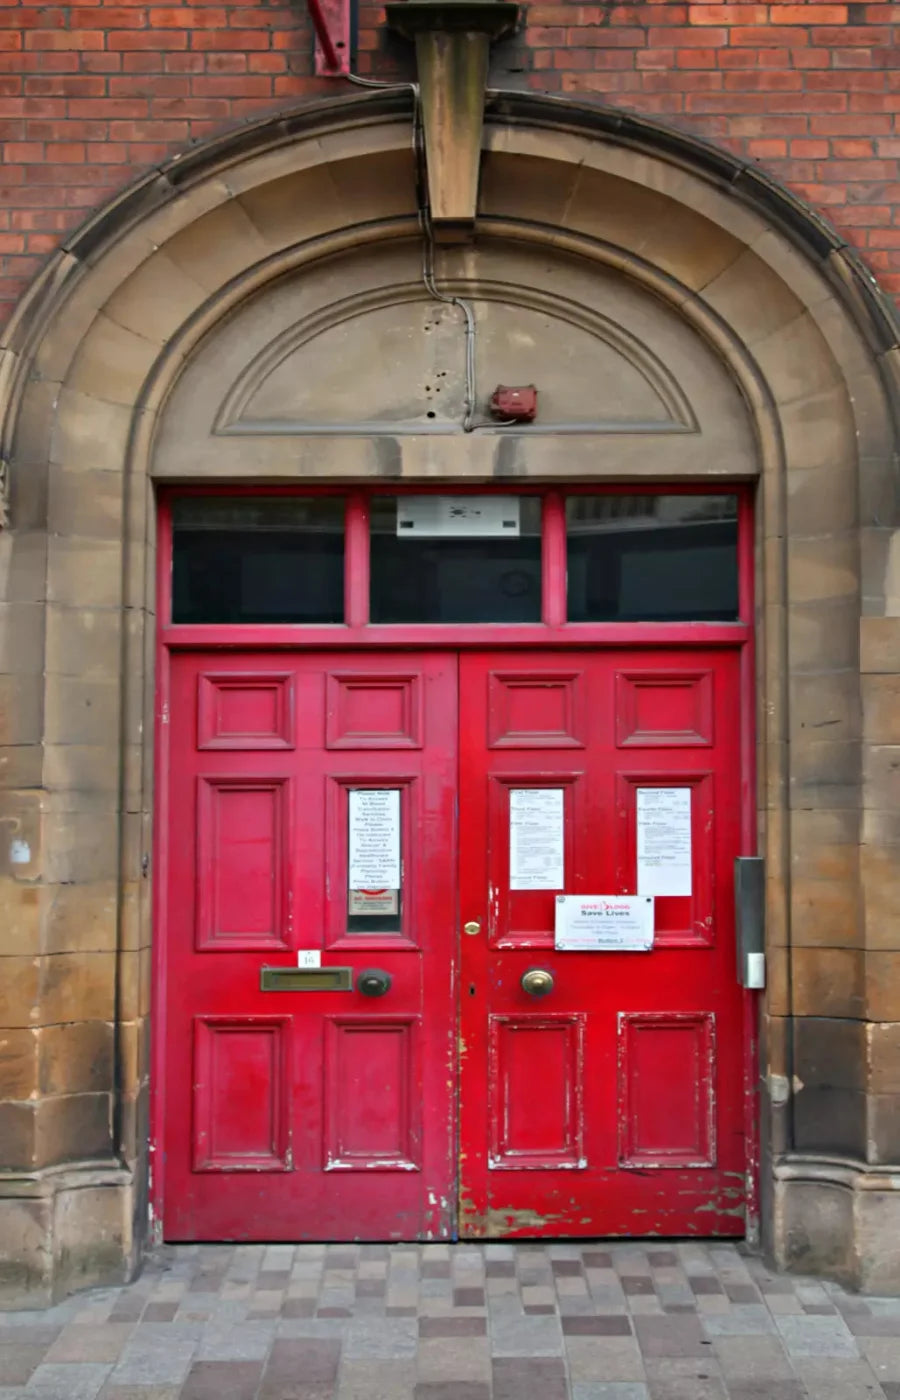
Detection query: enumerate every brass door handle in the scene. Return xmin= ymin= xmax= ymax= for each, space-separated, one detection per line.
xmin=463 ymin=921 xmax=481 ymax=936
xmin=521 ymin=967 xmax=554 ymax=997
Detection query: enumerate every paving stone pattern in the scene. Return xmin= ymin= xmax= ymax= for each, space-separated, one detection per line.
xmin=2 ymin=1242 xmax=900 ymax=1399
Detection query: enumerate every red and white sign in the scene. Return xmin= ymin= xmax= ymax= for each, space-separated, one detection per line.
xmin=554 ymin=894 xmax=654 ymax=952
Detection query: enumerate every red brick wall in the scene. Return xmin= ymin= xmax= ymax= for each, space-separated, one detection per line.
xmin=3 ymin=1 xmax=900 ymax=326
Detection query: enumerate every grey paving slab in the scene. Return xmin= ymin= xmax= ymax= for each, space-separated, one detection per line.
xmin=774 ymin=1311 xmax=859 ymax=1358
xmin=25 ymin=1363 xmax=112 ymax=1399
xmin=572 ymin=1387 xmax=650 ymax=1400
xmin=490 ymin=1312 xmax=563 ymax=1355
xmin=110 ymin=1331 xmax=198 ymax=1387
xmin=195 ymin=1321 xmax=277 ymax=1360
xmin=712 ymin=1334 xmax=794 ymax=1381
xmin=5 ymin=1240 xmax=900 ymax=1398
xmin=343 ymin=1317 xmax=418 ymax=1359
xmin=701 ymin=1305 xmax=779 ymax=1337
xmin=860 ymin=1334 xmax=900 ymax=1381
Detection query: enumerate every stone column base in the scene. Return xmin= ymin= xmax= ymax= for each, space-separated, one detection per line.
xmin=773 ymin=1154 xmax=900 ymax=1294
xmin=0 ymin=1161 xmax=138 ymax=1309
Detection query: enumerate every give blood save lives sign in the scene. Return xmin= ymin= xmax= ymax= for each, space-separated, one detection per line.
xmin=554 ymin=894 xmax=654 ymax=952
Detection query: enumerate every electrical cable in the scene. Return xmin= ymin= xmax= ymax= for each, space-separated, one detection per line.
xmin=344 ymin=71 xmax=482 ymax=432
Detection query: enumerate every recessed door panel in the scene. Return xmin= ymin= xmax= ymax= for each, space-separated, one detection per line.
xmin=197 ymin=672 xmax=295 ymax=750
xmin=326 ymin=673 xmax=422 ymax=749
xmin=617 ymin=1011 xmax=716 ymax=1168
xmin=196 ymin=778 xmax=290 ymax=950
xmin=489 ymin=1015 xmax=585 ymax=1170
xmin=192 ymin=1017 xmax=290 ymax=1171
xmin=324 ymin=1018 xmax=419 ymax=1171
xmin=488 ymin=671 xmax=586 ymax=748
xmin=615 ymin=670 xmax=714 ymax=747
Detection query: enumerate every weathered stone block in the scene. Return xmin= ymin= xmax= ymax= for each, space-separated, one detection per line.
xmin=790 ymin=670 xmax=861 ymax=743
xmin=773 ymin=1171 xmax=853 ymax=1281
xmin=0 ymin=955 xmax=40 ymax=1029
xmin=863 ymin=674 xmax=900 ymax=745
xmin=41 ymin=811 xmax=119 ymax=885
xmin=787 ymin=467 xmax=858 ymax=537
xmin=866 ymin=1092 xmax=900 ymax=1164
xmin=0 ymin=745 xmax=43 ymax=790
xmin=791 ymin=947 xmax=864 ymax=1019
xmin=66 ymin=313 xmax=160 ymax=409
xmin=0 ymin=673 xmax=43 ymax=748
xmin=0 ymin=601 xmax=44 ymax=676
xmin=0 ymin=882 xmax=41 ymax=957
xmin=0 ymin=1102 xmax=37 ymax=1169
xmin=46 ymin=537 xmax=122 ymax=611
xmin=866 ymin=951 xmax=900 ymax=1022
xmin=43 ymin=744 xmax=119 ymax=796
xmin=867 ymin=1021 xmax=900 ymax=1094
xmin=854 ymin=1187 xmax=900 ymax=1293
xmin=39 ymin=1022 xmax=114 ymax=1098
xmin=40 ymin=881 xmax=118 ymax=956
xmin=39 ymin=952 xmax=116 ymax=1026
xmin=0 ymin=531 xmax=48 ymax=605
xmin=786 ymin=534 xmax=859 ymax=606
xmin=0 ymin=1196 xmax=52 ymax=1304
xmin=863 ymin=745 xmax=900 ymax=812
xmin=790 ymin=877 xmax=862 ymax=948
xmin=0 ymin=1030 xmax=38 ymax=1102
xmin=0 ymin=1164 xmax=135 ymax=1308
xmin=861 ymin=617 xmax=900 ymax=674
xmin=35 ymin=1092 xmax=112 ymax=1168
xmin=793 ymin=1085 xmax=865 ymax=1157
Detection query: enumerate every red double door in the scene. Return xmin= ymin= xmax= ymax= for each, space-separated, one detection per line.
xmin=160 ymin=649 xmax=747 ymax=1241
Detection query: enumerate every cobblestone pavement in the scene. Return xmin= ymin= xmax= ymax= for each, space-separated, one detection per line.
xmin=3 ymin=1241 xmax=900 ymax=1399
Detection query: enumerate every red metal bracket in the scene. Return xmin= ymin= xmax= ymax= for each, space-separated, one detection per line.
xmin=309 ymin=0 xmax=351 ymax=74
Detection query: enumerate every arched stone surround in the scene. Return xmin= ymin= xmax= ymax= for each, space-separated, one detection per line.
xmin=1 ymin=89 xmax=899 ymax=1302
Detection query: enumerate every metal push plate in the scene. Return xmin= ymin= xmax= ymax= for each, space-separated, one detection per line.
xmin=260 ymin=966 xmax=353 ymax=992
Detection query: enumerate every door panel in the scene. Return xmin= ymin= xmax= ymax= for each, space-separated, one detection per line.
xmin=459 ymin=650 xmax=745 ymax=1237
xmin=162 ymin=651 xmax=457 ymax=1241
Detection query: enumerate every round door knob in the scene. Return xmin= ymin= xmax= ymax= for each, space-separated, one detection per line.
xmin=357 ymin=968 xmax=392 ymax=998
xmin=521 ymin=967 xmax=554 ymax=998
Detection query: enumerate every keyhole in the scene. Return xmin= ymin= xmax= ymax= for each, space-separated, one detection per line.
xmin=469 ymin=984 xmax=476 ymax=997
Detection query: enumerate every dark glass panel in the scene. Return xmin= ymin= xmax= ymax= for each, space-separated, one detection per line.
xmin=172 ymin=497 xmax=344 ymax=624
xmin=566 ymin=494 xmax=739 ymax=623
xmin=370 ymin=496 xmax=542 ymax=624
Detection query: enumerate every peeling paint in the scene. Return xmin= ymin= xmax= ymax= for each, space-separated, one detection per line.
xmin=481 ymin=1205 xmax=569 ymax=1233
xmin=768 ymin=1073 xmax=790 ymax=1105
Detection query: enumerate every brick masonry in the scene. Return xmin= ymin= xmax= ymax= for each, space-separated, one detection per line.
xmin=4 ymin=2 xmax=900 ymax=326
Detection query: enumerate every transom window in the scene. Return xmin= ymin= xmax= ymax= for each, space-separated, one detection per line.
xmin=167 ymin=489 xmax=743 ymax=630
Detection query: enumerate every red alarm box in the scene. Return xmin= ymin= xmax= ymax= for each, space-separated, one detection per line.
xmin=489 ymin=385 xmax=538 ymax=422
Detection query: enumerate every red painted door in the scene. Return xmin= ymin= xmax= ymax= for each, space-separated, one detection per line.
xmin=458 ymin=650 xmax=746 ymax=1237
xmin=161 ymin=651 xmax=457 ymax=1241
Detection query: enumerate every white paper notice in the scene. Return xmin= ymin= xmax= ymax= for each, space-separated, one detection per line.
xmin=509 ymin=788 xmax=564 ymax=891
xmin=348 ymin=789 xmax=400 ymax=890
xmin=555 ymin=894 xmax=654 ymax=952
xmin=636 ymin=787 xmax=692 ymax=897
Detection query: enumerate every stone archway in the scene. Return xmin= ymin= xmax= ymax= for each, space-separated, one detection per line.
xmin=1 ymin=89 xmax=898 ymax=1303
